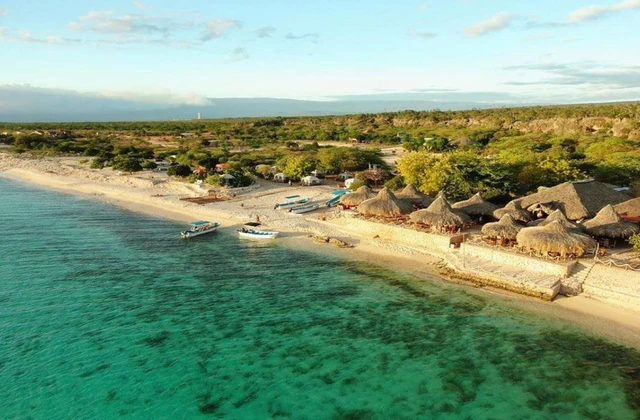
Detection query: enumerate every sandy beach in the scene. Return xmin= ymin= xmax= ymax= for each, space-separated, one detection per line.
xmin=2 ymin=152 xmax=640 ymax=348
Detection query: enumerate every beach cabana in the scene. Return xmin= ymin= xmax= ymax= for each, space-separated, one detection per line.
xmin=519 ymin=180 xmax=630 ymax=220
xmin=516 ymin=221 xmax=597 ymax=258
xmin=481 ymin=214 xmax=523 ymax=240
xmin=583 ymin=205 xmax=640 ymax=239
xmin=614 ymin=197 xmax=640 ymax=218
xmin=528 ymin=209 xmax=582 ymax=232
xmin=410 ymin=195 xmax=470 ymax=230
xmin=358 ymin=187 xmax=413 ymax=218
xmin=340 ymin=186 xmax=375 ymax=207
xmin=494 ymin=201 xmax=532 ymax=223
xmin=452 ymin=193 xmax=499 ymax=218
xmin=301 ymin=175 xmax=321 ymax=186
xmin=395 ymin=184 xmax=434 ymax=208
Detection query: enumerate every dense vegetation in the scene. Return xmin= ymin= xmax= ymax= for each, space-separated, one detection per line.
xmin=1 ymin=102 xmax=639 ymax=199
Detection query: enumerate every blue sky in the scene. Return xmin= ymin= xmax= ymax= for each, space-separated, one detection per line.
xmin=0 ymin=0 xmax=639 ymax=106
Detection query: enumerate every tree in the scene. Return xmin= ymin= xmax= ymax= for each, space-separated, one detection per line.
xmin=279 ymin=155 xmax=318 ymax=180
xmin=141 ymin=160 xmax=158 ymax=170
xmin=167 ymin=164 xmax=192 ymax=177
xmin=112 ymin=156 xmax=143 ymax=173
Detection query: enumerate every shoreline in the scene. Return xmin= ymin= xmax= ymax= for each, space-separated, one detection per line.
xmin=2 ymin=154 xmax=640 ymax=349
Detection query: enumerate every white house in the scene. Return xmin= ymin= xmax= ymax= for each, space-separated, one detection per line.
xmin=301 ymin=176 xmax=321 ymax=186
xmin=273 ymin=173 xmax=288 ymax=183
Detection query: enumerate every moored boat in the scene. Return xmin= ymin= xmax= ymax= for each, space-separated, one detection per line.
xmin=237 ymin=222 xmax=280 ymax=240
xmin=181 ymin=221 xmax=220 ymax=238
xmin=289 ymin=203 xmax=321 ymax=214
xmin=276 ymin=197 xmax=310 ymax=209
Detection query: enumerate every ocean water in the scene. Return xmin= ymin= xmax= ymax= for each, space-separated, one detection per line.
xmin=1 ymin=178 xmax=640 ymax=420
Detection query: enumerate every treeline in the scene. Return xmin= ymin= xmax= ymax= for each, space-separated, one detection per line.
xmin=1 ymin=102 xmax=639 ymax=143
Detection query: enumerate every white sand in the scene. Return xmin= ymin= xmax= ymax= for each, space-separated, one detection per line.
xmin=2 ymin=153 xmax=640 ymax=348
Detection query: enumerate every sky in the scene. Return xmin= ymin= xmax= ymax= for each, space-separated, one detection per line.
xmin=0 ymin=0 xmax=639 ymax=110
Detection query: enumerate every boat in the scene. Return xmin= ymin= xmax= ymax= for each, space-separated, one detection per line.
xmin=289 ymin=203 xmax=320 ymax=214
xmin=237 ymin=222 xmax=280 ymax=240
xmin=181 ymin=221 xmax=220 ymax=238
xmin=276 ymin=197 xmax=310 ymax=209
xmin=325 ymin=190 xmax=350 ymax=207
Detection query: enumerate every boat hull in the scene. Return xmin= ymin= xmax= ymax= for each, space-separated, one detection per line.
xmin=237 ymin=230 xmax=279 ymax=240
xmin=276 ymin=198 xmax=310 ymax=209
xmin=289 ymin=204 xmax=320 ymax=214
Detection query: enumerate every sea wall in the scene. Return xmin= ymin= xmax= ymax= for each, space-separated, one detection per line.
xmin=583 ymin=265 xmax=640 ymax=308
xmin=460 ymin=243 xmax=576 ymax=278
xmin=339 ymin=217 xmax=452 ymax=255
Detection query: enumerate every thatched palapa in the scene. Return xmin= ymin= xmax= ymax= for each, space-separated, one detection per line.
xmin=358 ymin=187 xmax=413 ymax=217
xmin=452 ymin=193 xmax=499 ymax=217
xmin=340 ymin=186 xmax=375 ymax=207
xmin=516 ymin=221 xmax=597 ymax=257
xmin=481 ymin=214 xmax=523 ymax=240
xmin=410 ymin=195 xmax=470 ymax=228
xmin=395 ymin=184 xmax=434 ymax=208
xmin=583 ymin=205 xmax=640 ymax=239
xmin=528 ymin=209 xmax=582 ymax=232
xmin=494 ymin=201 xmax=532 ymax=223
xmin=519 ymin=180 xmax=630 ymax=220
xmin=614 ymin=197 xmax=640 ymax=218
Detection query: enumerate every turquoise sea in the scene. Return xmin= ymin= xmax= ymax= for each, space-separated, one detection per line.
xmin=1 ymin=178 xmax=640 ymax=419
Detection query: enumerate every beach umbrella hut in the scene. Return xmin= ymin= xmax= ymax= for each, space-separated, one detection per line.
xmin=614 ymin=197 xmax=640 ymax=218
xmin=452 ymin=193 xmax=499 ymax=218
xmin=528 ymin=209 xmax=582 ymax=232
xmin=519 ymin=180 xmax=630 ymax=220
xmin=494 ymin=201 xmax=532 ymax=223
xmin=516 ymin=221 xmax=597 ymax=258
xmin=410 ymin=195 xmax=470 ymax=229
xmin=481 ymin=214 xmax=523 ymax=240
xmin=395 ymin=184 xmax=434 ymax=208
xmin=583 ymin=205 xmax=640 ymax=239
xmin=358 ymin=187 xmax=413 ymax=218
xmin=340 ymin=186 xmax=376 ymax=207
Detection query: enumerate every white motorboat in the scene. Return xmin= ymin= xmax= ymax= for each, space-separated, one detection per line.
xmin=288 ymin=203 xmax=320 ymax=214
xmin=181 ymin=221 xmax=220 ymax=238
xmin=237 ymin=222 xmax=280 ymax=240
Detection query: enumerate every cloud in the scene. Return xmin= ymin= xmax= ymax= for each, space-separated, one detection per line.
xmin=68 ymin=10 xmax=188 ymax=36
xmin=0 ymin=28 xmax=82 ymax=45
xmin=409 ymin=29 xmax=437 ymax=39
xmin=464 ymin=12 xmax=514 ymax=36
xmin=504 ymin=62 xmax=640 ymax=90
xmin=285 ymin=32 xmax=320 ymax=42
xmin=568 ymin=0 xmax=640 ymax=23
xmin=254 ymin=26 xmax=275 ymax=38
xmin=0 ymin=9 xmax=7 ymax=17
xmin=133 ymin=1 xmax=154 ymax=12
xmin=228 ymin=47 xmax=249 ymax=62
xmin=200 ymin=19 xmax=242 ymax=41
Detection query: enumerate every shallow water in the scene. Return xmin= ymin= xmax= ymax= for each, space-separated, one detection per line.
xmin=1 ymin=178 xmax=640 ymax=419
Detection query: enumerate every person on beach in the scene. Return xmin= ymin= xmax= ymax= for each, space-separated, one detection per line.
xmin=256 ymin=215 xmax=260 ymax=223
xmin=288 ymin=180 xmax=292 ymax=186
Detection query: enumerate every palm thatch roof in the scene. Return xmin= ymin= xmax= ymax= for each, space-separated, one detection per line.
xmin=518 ymin=180 xmax=630 ymax=220
xmin=452 ymin=193 xmax=499 ymax=217
xmin=481 ymin=214 xmax=523 ymax=240
xmin=358 ymin=187 xmax=413 ymax=217
xmin=614 ymin=197 xmax=640 ymax=218
xmin=528 ymin=209 xmax=582 ymax=232
xmin=583 ymin=205 xmax=640 ymax=239
xmin=410 ymin=196 xmax=470 ymax=228
xmin=516 ymin=221 xmax=597 ymax=257
xmin=340 ymin=186 xmax=376 ymax=206
xmin=395 ymin=184 xmax=434 ymax=207
xmin=494 ymin=200 xmax=532 ymax=223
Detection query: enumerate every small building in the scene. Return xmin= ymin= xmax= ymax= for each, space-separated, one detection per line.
xmin=338 ymin=172 xmax=354 ymax=181
xmin=344 ymin=178 xmax=357 ymax=189
xmin=179 ymin=132 xmax=196 ymax=138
